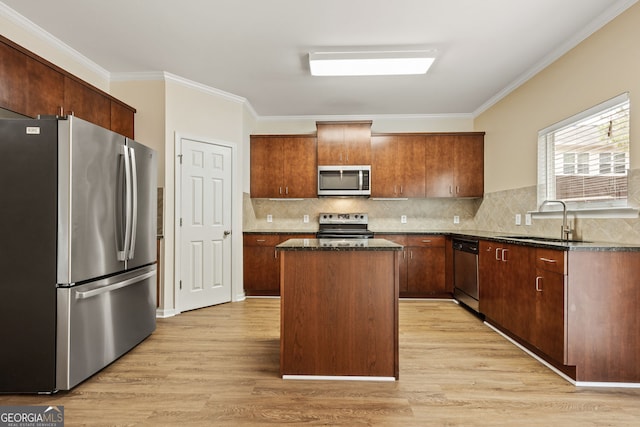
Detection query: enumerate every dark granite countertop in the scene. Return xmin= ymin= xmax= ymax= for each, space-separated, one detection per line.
xmin=447 ymin=230 xmax=640 ymax=252
xmin=244 ymin=230 xmax=317 ymax=235
xmin=246 ymin=229 xmax=640 ymax=252
xmin=276 ymin=238 xmax=403 ymax=251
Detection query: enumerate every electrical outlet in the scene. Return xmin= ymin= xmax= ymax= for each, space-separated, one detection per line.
xmin=401 ymin=215 xmax=407 ymax=224
xmin=303 ymin=214 xmax=309 ymax=223
xmin=515 ymin=214 xmax=522 ymax=225
xmin=525 ymin=213 xmax=532 ymax=226
xmin=453 ymin=215 xmax=460 ymax=224
xmin=267 ymin=214 xmax=273 ymax=223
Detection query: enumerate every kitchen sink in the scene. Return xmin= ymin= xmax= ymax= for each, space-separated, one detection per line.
xmin=499 ymin=235 xmax=590 ymax=244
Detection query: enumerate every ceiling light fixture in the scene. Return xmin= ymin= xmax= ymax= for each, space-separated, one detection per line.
xmin=309 ymin=50 xmax=436 ymax=76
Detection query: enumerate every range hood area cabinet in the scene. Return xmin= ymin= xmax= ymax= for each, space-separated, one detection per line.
xmin=250 ymin=135 xmax=317 ymax=198
xmin=0 ymin=36 xmax=135 ymax=138
xmin=316 ymin=121 xmax=372 ymax=165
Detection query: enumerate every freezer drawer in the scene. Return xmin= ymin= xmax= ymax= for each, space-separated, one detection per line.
xmin=56 ymin=265 xmax=156 ymax=390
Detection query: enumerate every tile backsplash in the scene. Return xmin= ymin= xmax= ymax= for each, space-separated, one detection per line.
xmin=243 ymin=169 xmax=640 ymax=244
xmin=243 ymin=193 xmax=481 ymax=232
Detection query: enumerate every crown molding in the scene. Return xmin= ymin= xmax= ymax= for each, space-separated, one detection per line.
xmin=111 ymin=71 xmax=259 ymax=119
xmin=256 ymin=112 xmax=474 ymax=122
xmin=473 ymin=0 xmax=639 ymax=118
xmin=0 ymin=2 xmax=110 ymax=82
xmin=110 ymin=71 xmax=167 ymax=82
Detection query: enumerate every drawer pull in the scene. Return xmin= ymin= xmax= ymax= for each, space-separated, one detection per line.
xmin=256 ymin=239 xmax=266 ymax=243
xmin=421 ymin=239 xmax=432 ymax=243
xmin=539 ymin=257 xmax=557 ymax=263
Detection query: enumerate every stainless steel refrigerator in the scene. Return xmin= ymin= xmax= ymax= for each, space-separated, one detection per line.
xmin=0 ymin=115 xmax=157 ymax=393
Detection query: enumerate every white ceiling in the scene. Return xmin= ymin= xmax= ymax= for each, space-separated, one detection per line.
xmin=1 ymin=0 xmax=637 ymax=118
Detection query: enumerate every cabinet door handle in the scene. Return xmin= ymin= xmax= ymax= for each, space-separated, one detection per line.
xmin=279 ymin=186 xmax=282 ymax=195
xmin=539 ymin=257 xmax=557 ymax=264
xmin=456 ymin=185 xmax=460 ymax=194
xmin=285 ymin=186 xmax=289 ymax=195
xmin=495 ymin=248 xmax=501 ymax=261
xmin=501 ymin=249 xmax=508 ymax=262
xmin=274 ymin=249 xmax=278 ymax=259
xmin=410 ymin=251 xmax=413 ymax=260
xmin=400 ymin=185 xmax=403 ymax=194
xmin=449 ymin=185 xmax=453 ymax=194
xmin=535 ymin=276 xmax=543 ymax=291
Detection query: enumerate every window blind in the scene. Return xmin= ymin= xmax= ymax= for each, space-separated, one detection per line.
xmin=537 ymin=93 xmax=630 ymax=209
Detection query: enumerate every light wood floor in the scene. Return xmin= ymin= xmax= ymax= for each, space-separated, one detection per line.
xmin=2 ymin=298 xmax=640 ymax=426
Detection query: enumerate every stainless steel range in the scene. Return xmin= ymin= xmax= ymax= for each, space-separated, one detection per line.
xmin=316 ymin=213 xmax=374 ymax=239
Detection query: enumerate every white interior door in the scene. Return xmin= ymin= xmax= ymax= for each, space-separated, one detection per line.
xmin=178 ymin=137 xmax=232 ymax=311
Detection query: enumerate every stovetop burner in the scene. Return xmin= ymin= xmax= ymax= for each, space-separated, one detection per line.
xmin=316 ymin=212 xmax=373 ymax=239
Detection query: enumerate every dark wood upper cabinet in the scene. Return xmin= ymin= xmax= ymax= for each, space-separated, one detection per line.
xmin=371 ymin=134 xmax=426 ymax=198
xmin=0 ymin=35 xmax=135 ymax=137
xmin=454 ymin=133 xmax=484 ymax=197
xmin=250 ymin=135 xmax=317 ymax=198
xmin=371 ymin=135 xmax=398 ymax=197
xmin=25 ymin=59 xmax=65 ymax=118
xmin=64 ymin=76 xmax=111 ymax=130
xmin=110 ymin=101 xmax=135 ymax=139
xmin=425 ymin=133 xmax=484 ymax=198
xmin=317 ymin=121 xmax=371 ymax=165
xmin=0 ymin=41 xmax=27 ymax=114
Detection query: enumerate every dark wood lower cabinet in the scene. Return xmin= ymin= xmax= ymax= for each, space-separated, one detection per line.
xmin=243 ymin=233 xmax=314 ymax=296
xmin=480 ymin=240 xmax=640 ymax=383
xmin=279 ymin=249 xmax=399 ymax=378
xmin=532 ymin=267 xmax=565 ymax=363
xmin=406 ymin=236 xmax=447 ymax=296
xmin=381 ymin=234 xmax=449 ymax=298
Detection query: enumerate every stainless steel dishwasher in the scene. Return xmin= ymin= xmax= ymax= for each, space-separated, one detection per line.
xmin=453 ymin=238 xmax=479 ymax=313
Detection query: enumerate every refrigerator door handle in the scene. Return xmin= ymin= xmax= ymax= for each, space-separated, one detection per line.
xmin=119 ymin=144 xmax=133 ymax=261
xmin=128 ymin=146 xmax=138 ymax=260
xmin=74 ymin=270 xmax=156 ymax=300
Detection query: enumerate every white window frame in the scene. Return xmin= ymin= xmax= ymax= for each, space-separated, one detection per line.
xmin=537 ymin=93 xmax=631 ymax=213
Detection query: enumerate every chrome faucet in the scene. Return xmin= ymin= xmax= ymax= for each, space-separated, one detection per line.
xmin=540 ymin=200 xmax=573 ymax=240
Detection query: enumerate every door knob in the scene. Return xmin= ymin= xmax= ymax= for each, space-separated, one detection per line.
xmin=223 ymin=230 xmax=231 ymax=237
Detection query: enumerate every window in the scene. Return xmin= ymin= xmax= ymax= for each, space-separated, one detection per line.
xmin=537 ymin=93 xmax=630 ymax=210
xmin=599 ymin=152 xmax=626 ymax=174
xmin=562 ymin=152 xmax=590 ymax=175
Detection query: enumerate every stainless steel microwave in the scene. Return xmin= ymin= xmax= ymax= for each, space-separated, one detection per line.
xmin=317 ymin=165 xmax=371 ymax=197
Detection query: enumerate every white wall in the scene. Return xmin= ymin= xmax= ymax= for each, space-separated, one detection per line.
xmin=161 ymin=76 xmax=248 ymax=311
xmin=110 ymin=79 xmax=166 ymax=183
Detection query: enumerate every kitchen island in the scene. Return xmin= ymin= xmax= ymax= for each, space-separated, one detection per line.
xmin=276 ymin=238 xmax=402 ymax=380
